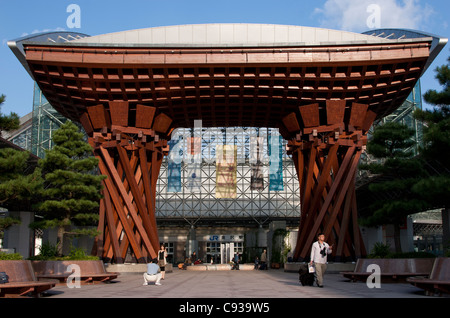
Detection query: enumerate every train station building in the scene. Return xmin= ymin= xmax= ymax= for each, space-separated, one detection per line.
xmin=4 ymin=24 xmax=447 ymax=265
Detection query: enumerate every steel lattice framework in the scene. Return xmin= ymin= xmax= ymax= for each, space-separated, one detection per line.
xmin=155 ymin=127 xmax=300 ymax=226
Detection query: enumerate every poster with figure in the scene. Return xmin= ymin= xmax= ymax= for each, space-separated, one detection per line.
xmin=250 ymin=136 xmax=264 ymax=190
xmin=186 ymin=136 xmax=202 ymax=192
xmin=216 ymin=144 xmax=237 ymax=198
xmin=167 ymin=139 xmax=182 ymax=192
xmin=269 ymin=134 xmax=284 ymax=191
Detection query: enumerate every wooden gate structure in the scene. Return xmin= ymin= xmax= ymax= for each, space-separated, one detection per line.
xmin=282 ymin=101 xmax=376 ymax=261
xmin=80 ymin=102 xmax=173 ymax=263
xmin=11 ymin=24 xmax=440 ymax=263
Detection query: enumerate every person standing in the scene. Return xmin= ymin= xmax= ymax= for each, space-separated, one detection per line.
xmin=260 ymin=249 xmax=267 ymax=270
xmin=232 ymin=252 xmax=240 ymax=270
xmin=254 ymin=256 xmax=259 ymax=270
xmin=190 ymin=251 xmax=197 ymax=265
xmin=143 ymin=258 xmax=162 ymax=286
xmin=158 ymin=244 xmax=168 ymax=280
xmin=309 ymin=233 xmax=332 ymax=287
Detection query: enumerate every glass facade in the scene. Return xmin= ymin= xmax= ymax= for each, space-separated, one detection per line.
xmin=8 ymin=119 xmax=32 ymax=151
xmin=30 ymin=82 xmax=67 ymax=158
xmin=376 ymin=80 xmax=424 ymax=155
xmin=156 ymin=127 xmax=301 ymax=225
xmin=358 ymin=80 xmax=424 ymax=171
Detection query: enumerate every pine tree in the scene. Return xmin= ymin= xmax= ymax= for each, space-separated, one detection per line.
xmin=413 ymin=56 xmax=450 ymax=252
xmin=32 ymin=121 xmax=106 ymax=255
xmin=359 ymin=122 xmax=428 ymax=253
xmin=415 ymin=56 xmax=450 ymax=168
xmin=0 ymin=147 xmax=43 ymax=243
xmin=0 ymin=94 xmax=20 ymax=136
xmin=0 ymin=148 xmax=43 ymax=211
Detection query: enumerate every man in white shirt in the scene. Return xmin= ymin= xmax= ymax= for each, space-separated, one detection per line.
xmin=143 ymin=258 xmax=162 ymax=286
xmin=309 ymin=233 xmax=332 ymax=287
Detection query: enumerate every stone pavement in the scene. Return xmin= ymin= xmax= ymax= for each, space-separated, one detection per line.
xmin=15 ymin=268 xmax=444 ymax=316
xmin=41 ymin=267 xmax=437 ymax=299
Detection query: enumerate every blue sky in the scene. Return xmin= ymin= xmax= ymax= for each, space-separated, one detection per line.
xmin=1 ymin=0 xmax=449 ymax=117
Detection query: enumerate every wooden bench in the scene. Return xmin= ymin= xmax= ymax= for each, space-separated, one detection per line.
xmin=0 ymin=260 xmax=56 ymax=297
xmin=407 ymin=257 xmax=450 ymax=295
xmin=31 ymin=260 xmax=119 ymax=284
xmin=340 ymin=258 xmax=435 ymax=283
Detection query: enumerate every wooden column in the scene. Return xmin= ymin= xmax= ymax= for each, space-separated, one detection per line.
xmin=283 ymin=100 xmax=376 ymax=262
xmin=81 ymin=102 xmax=172 ymax=263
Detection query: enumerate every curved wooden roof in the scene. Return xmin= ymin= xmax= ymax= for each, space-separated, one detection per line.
xmin=17 ymin=25 xmax=435 ymax=135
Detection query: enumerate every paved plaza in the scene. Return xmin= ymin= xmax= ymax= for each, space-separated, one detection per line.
xmin=5 ymin=267 xmax=447 ymax=316
xmin=41 ymin=268 xmax=438 ymax=298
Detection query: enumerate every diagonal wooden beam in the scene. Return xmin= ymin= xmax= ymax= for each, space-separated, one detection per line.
xmin=294 ymin=144 xmax=339 ymax=259
xmin=93 ymin=195 xmax=106 ymax=258
xmin=116 ymin=145 xmax=159 ymax=254
xmin=299 ymin=145 xmax=356 ymax=259
xmin=139 ymin=147 xmax=160 ymax=251
xmin=301 ymin=145 xmax=317 ymax=213
xmin=293 ymin=146 xmax=318 ymax=258
xmin=351 ymin=187 xmax=365 ymax=258
xmin=116 ymin=148 xmax=148 ymax=260
xmin=323 ymin=149 xmax=361 ymax=245
xmin=102 ymin=186 xmax=123 ymax=263
xmin=149 ymin=150 xmax=162 ymax=224
xmin=335 ymin=182 xmax=354 ymax=259
xmin=98 ymin=147 xmax=156 ymax=260
xmin=306 ymin=144 xmax=339 ymax=221
xmin=97 ymin=157 xmax=145 ymax=262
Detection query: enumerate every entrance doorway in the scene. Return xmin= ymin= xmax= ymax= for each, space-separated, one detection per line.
xmin=206 ymin=242 xmax=221 ymax=264
xmin=205 ymin=242 xmax=234 ymax=264
xmin=220 ymin=242 xmax=234 ymax=264
xmin=206 ymin=240 xmax=244 ymax=264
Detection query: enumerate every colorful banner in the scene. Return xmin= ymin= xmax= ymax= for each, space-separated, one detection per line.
xmin=215 ymin=144 xmax=237 ymax=198
xmin=167 ymin=140 xmax=181 ymax=192
xmin=250 ymin=136 xmax=264 ymax=190
xmin=268 ymin=135 xmax=284 ymax=191
xmin=186 ymin=136 xmax=202 ymax=192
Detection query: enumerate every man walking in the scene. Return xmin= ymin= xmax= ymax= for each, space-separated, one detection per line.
xmin=309 ymin=233 xmax=332 ymax=287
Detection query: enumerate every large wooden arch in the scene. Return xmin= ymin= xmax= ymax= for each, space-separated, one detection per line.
xmin=20 ymin=33 xmax=432 ymax=263
xmin=281 ymin=100 xmax=376 ymax=261
xmin=82 ymin=102 xmax=172 ymax=263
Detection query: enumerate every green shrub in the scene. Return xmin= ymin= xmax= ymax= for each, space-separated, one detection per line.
xmin=28 ymin=241 xmax=60 ymax=260
xmin=28 ymin=242 xmax=98 ymax=260
xmin=367 ymin=242 xmax=437 ymax=259
xmin=0 ymin=252 xmax=23 ymax=260
xmin=64 ymin=246 xmax=98 ymax=260
xmin=367 ymin=242 xmax=391 ymax=258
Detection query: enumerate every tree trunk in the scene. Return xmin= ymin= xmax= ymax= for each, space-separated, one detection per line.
xmin=57 ymin=225 xmax=65 ymax=256
xmin=393 ymin=223 xmax=402 ymax=253
xmin=442 ymin=208 xmax=450 ymax=251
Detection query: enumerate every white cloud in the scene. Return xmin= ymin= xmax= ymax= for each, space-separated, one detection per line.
xmin=21 ymin=27 xmax=66 ymax=37
xmin=314 ymin=0 xmax=434 ymax=32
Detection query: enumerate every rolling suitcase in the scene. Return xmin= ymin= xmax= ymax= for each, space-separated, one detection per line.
xmin=298 ymin=264 xmax=315 ymax=286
